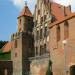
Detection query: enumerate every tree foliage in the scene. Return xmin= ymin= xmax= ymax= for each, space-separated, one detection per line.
xmin=46 ymin=60 xmax=53 ymax=75
xmin=0 ymin=40 xmax=8 ymax=49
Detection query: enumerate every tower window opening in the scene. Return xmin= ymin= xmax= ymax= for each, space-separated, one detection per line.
xmin=57 ymin=25 xmax=60 ymax=41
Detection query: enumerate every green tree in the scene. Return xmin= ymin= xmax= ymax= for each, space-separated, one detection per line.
xmin=0 ymin=40 xmax=8 ymax=49
xmin=46 ymin=60 xmax=52 ymax=75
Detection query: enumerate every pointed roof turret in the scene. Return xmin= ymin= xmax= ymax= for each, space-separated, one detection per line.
xmin=18 ymin=2 xmax=32 ymax=18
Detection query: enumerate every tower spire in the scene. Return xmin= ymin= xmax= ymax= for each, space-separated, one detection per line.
xmin=25 ymin=1 xmax=27 ymax=6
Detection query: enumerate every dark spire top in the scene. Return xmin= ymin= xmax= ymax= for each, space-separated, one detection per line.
xmin=25 ymin=1 xmax=27 ymax=6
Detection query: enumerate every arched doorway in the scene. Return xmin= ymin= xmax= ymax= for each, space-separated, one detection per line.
xmin=4 ymin=68 xmax=8 ymax=75
xmin=70 ymin=65 xmax=75 ymax=75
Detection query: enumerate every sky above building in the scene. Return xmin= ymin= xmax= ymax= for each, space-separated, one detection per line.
xmin=0 ymin=0 xmax=75 ymax=41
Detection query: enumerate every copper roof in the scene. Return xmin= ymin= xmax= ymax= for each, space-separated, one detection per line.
xmin=18 ymin=5 xmax=32 ymax=18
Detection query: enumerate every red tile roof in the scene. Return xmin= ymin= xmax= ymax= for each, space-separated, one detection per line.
xmin=50 ymin=2 xmax=72 ymax=20
xmin=2 ymin=41 xmax=14 ymax=53
xmin=49 ymin=13 xmax=75 ymax=28
xmin=18 ymin=5 xmax=32 ymax=18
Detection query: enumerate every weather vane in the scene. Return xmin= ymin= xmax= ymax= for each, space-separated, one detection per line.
xmin=25 ymin=1 xmax=27 ymax=6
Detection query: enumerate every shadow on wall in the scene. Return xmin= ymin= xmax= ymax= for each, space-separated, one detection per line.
xmin=0 ymin=61 xmax=13 ymax=75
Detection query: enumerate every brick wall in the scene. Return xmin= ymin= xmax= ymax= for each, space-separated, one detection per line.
xmin=49 ymin=16 xmax=75 ymax=75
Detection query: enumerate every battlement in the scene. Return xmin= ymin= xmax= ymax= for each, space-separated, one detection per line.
xmin=11 ymin=32 xmax=22 ymax=40
xmin=11 ymin=32 xmax=33 ymax=41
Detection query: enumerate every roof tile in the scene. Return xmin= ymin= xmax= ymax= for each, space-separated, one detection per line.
xmin=18 ymin=6 xmax=32 ymax=18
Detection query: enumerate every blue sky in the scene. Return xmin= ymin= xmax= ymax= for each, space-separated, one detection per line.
xmin=0 ymin=0 xmax=36 ymax=41
xmin=0 ymin=0 xmax=75 ymax=41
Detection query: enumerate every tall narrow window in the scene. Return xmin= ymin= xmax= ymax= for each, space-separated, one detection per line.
xmin=40 ymin=46 xmax=43 ymax=55
xmin=36 ymin=47 xmax=38 ymax=56
xmin=36 ymin=31 xmax=39 ymax=40
xmin=41 ymin=17 xmax=43 ymax=24
xmin=38 ymin=9 xmax=40 ymax=15
xmin=57 ymin=25 xmax=60 ymax=41
xmin=40 ymin=29 xmax=42 ymax=39
xmin=44 ymin=44 xmax=46 ymax=53
xmin=19 ymin=19 xmax=21 ymax=25
xmin=44 ymin=15 xmax=46 ymax=21
xmin=44 ymin=26 xmax=47 ymax=37
xmin=64 ymin=21 xmax=69 ymax=39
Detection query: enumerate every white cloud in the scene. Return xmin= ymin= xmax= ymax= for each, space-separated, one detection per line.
xmin=10 ymin=0 xmax=25 ymax=9
xmin=10 ymin=0 xmax=36 ymax=11
xmin=10 ymin=0 xmax=75 ymax=12
xmin=53 ymin=0 xmax=75 ymax=12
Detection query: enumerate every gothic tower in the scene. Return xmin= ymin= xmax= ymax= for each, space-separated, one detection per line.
xmin=11 ymin=3 xmax=34 ymax=75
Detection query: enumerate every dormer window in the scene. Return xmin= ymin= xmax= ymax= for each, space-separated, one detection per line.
xmin=51 ymin=15 xmax=57 ymax=23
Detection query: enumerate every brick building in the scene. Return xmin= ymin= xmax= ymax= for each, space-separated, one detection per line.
xmin=11 ymin=3 xmax=34 ymax=75
xmin=30 ymin=0 xmax=75 ymax=75
xmin=0 ymin=0 xmax=75 ymax=75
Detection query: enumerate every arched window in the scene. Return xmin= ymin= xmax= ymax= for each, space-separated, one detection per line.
xmin=57 ymin=25 xmax=60 ymax=41
xmin=64 ymin=21 xmax=69 ymax=39
xmin=70 ymin=65 xmax=75 ymax=75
